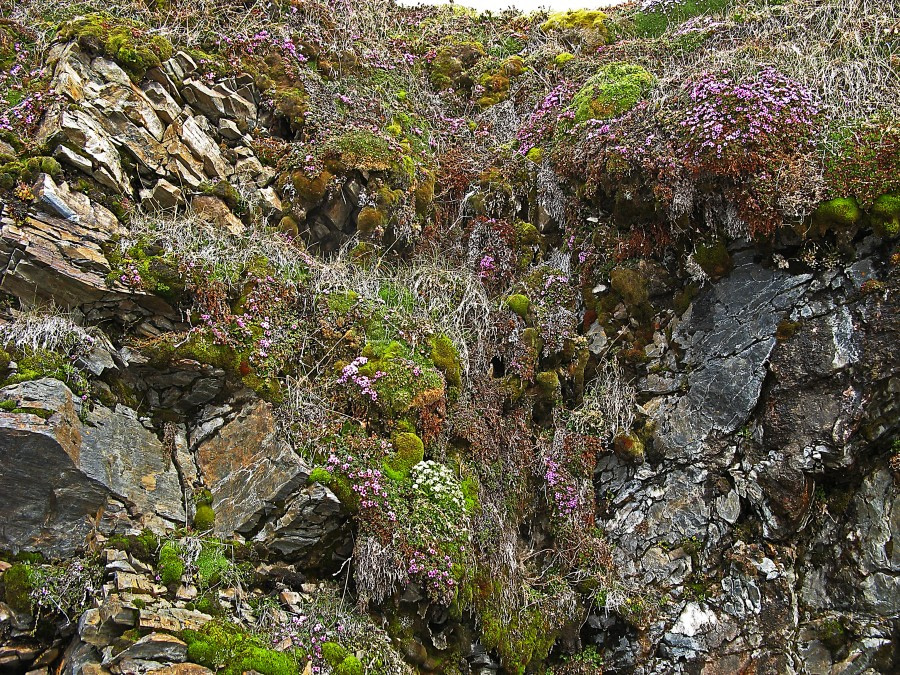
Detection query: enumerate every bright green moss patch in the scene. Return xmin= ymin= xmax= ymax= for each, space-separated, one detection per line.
xmin=193 ymin=504 xmax=216 ymax=532
xmin=570 ymin=63 xmax=654 ymax=124
xmin=351 ymin=339 xmax=445 ymax=419
xmin=158 ymin=540 xmax=185 ymax=585
xmin=59 ymin=13 xmax=173 ymax=81
xmin=326 ymin=290 xmax=359 ymax=316
xmin=105 ymin=238 xmax=185 ymax=301
xmin=183 ymin=620 xmax=302 ymax=675
xmin=525 ymin=147 xmax=544 ymax=164
xmin=2 ymin=563 xmax=34 ymax=613
xmin=1 ymin=348 xmax=90 ymax=397
xmin=811 ymin=197 xmax=862 ymax=236
xmin=429 ymin=334 xmax=462 ymax=388
xmin=480 ymin=602 xmax=558 ymax=674
xmin=505 ymin=294 xmax=531 ymax=318
xmin=0 ymin=156 xmax=62 ymax=191
xmin=871 ymin=194 xmax=900 ymax=237
xmin=554 ymin=52 xmax=575 ymax=66
xmin=383 ymin=432 xmax=424 ymax=481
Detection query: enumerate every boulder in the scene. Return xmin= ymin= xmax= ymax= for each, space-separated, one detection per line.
xmin=190 ymin=196 xmax=244 ymax=235
xmin=104 ymin=632 xmax=187 ymax=665
xmin=195 ymin=400 xmax=308 ymax=536
xmin=652 ymin=248 xmax=812 ymax=459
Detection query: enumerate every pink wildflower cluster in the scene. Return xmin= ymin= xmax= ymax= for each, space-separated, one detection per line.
xmin=407 ymin=550 xmax=457 ymax=604
xmin=516 ymin=82 xmax=577 ymax=154
xmin=325 ymin=452 xmax=395 ymax=517
xmin=478 ymin=254 xmax=495 ymax=279
xmin=269 ymin=612 xmax=343 ymax=670
xmin=119 ymin=264 xmax=143 ymax=289
xmin=543 ymin=458 xmax=580 ymax=516
xmin=0 ymin=88 xmax=53 ymax=134
xmin=337 ymin=356 xmax=385 ymax=401
xmin=680 ymin=67 xmax=820 ymax=164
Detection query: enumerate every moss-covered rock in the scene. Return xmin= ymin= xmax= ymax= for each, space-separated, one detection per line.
xmin=428 ymin=41 xmax=485 ymax=92
xmin=273 ymin=87 xmax=308 ymax=132
xmin=693 ymin=240 xmax=732 ymax=279
xmin=0 ymin=156 xmax=62 ymax=191
xmin=323 ymin=129 xmax=394 ymax=173
xmin=292 ymin=169 xmax=333 ymax=207
xmin=542 ymin=10 xmax=611 ymax=47
xmin=610 ymin=267 xmax=648 ymax=307
xmin=429 ymin=334 xmax=462 ymax=388
xmin=810 ymin=197 xmax=862 ymax=237
xmin=505 ymin=294 xmax=531 ymax=319
xmin=59 ymin=13 xmax=173 ymax=81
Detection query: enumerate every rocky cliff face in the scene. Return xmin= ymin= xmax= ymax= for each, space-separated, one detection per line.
xmin=0 ymin=1 xmax=898 ymax=674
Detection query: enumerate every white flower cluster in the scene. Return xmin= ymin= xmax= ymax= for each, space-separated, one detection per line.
xmin=411 ymin=460 xmax=465 ymax=511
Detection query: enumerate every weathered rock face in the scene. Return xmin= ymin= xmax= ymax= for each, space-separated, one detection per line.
xmin=582 ymin=242 xmax=900 ymax=673
xmin=0 ymin=379 xmax=109 ymax=557
xmin=1 ymin=11 xmax=898 ymax=674
xmin=193 ymin=399 xmax=347 ymax=562
xmin=0 ymin=379 xmax=184 ymax=556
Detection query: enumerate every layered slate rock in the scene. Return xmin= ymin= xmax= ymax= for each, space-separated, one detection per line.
xmin=0 ymin=174 xmax=176 ymax=329
xmin=652 ymin=248 xmax=812 ymax=459
xmin=0 ymin=379 xmax=109 ymax=557
xmin=0 ymin=379 xmax=184 ymax=556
